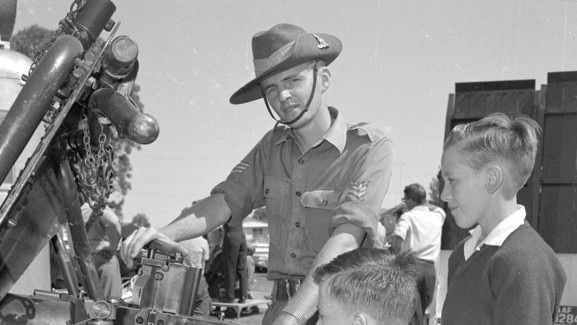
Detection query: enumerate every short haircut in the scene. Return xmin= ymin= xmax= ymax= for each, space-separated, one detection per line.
xmin=313 ymin=248 xmax=418 ymax=325
xmin=403 ymin=183 xmax=427 ymax=205
xmin=444 ymin=113 xmax=541 ymax=190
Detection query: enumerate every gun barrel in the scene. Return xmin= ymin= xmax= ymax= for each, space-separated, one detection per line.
xmin=89 ymin=88 xmax=159 ymax=144
xmin=71 ymin=0 xmax=117 ymax=50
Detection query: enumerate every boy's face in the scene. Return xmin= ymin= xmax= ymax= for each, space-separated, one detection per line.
xmin=317 ymin=286 xmax=356 ymax=325
xmin=440 ymin=147 xmax=489 ymax=230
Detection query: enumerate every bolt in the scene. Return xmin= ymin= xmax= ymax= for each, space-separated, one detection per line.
xmin=7 ymin=219 xmax=17 ymax=228
xmin=135 ymin=316 xmax=143 ymax=324
xmin=157 ymin=320 xmax=165 ymax=325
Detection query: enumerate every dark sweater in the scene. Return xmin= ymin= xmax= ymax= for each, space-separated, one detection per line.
xmin=442 ymin=224 xmax=567 ymax=325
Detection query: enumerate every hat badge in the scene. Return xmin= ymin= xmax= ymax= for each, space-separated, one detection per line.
xmin=313 ymin=34 xmax=329 ymax=50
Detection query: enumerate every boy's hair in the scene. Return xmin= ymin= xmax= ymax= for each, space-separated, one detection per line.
xmin=403 ymin=183 xmax=427 ymax=204
xmin=312 ymin=248 xmax=418 ymax=324
xmin=444 ymin=113 xmax=541 ymax=190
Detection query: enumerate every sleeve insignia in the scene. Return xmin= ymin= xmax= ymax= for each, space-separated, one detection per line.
xmin=231 ymin=161 xmax=251 ymax=174
xmin=344 ymin=180 xmax=369 ymax=202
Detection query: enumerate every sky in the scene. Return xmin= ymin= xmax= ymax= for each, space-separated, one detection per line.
xmin=12 ymin=0 xmax=577 ymax=227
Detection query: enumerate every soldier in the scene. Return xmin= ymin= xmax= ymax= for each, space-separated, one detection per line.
xmin=122 ymin=23 xmax=392 ymax=325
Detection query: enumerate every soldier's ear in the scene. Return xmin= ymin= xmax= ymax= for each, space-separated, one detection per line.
xmin=319 ymin=67 xmax=331 ymax=92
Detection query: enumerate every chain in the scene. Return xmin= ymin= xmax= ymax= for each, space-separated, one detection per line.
xmin=28 ymin=0 xmax=87 ymax=125
xmin=70 ymin=111 xmax=115 ymax=217
xmin=28 ymin=0 xmax=86 ymax=79
xmin=27 ymin=0 xmax=114 ymax=214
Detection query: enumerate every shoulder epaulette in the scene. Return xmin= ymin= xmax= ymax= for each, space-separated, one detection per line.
xmin=349 ymin=122 xmax=386 ymax=142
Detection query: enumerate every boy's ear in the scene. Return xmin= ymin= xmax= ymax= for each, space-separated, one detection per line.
xmin=354 ymin=313 xmax=369 ymax=325
xmin=485 ymin=165 xmax=503 ymax=194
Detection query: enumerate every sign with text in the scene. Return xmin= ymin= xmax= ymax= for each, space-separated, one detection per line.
xmin=556 ymin=306 xmax=577 ymax=324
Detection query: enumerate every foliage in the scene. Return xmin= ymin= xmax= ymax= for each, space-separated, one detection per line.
xmin=428 ymin=168 xmax=443 ymax=207
xmin=10 ymin=25 xmax=143 ymax=220
xmin=10 ymin=25 xmax=55 ymax=59
xmin=132 ymin=213 xmax=150 ymax=227
xmin=109 ymin=85 xmax=143 ymax=218
xmin=252 ymin=207 xmax=267 ymax=221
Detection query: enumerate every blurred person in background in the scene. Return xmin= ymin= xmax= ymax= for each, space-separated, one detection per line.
xmin=82 ymin=204 xmax=123 ymax=299
xmin=389 ymin=183 xmax=445 ymax=325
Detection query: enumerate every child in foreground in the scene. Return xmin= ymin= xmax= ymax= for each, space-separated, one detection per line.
xmin=440 ymin=113 xmax=566 ymax=324
xmin=312 ymin=248 xmax=418 ymax=325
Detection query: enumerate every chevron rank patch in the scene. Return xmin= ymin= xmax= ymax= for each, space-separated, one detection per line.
xmin=231 ymin=161 xmax=251 ymax=174
xmin=345 ymin=180 xmax=368 ymax=202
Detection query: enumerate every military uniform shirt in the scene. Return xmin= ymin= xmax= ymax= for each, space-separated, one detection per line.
xmin=212 ymin=107 xmax=393 ymax=279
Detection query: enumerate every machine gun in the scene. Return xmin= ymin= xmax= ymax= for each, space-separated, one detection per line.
xmin=0 ymin=1 xmax=230 ymax=324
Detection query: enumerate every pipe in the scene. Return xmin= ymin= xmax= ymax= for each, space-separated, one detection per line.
xmin=71 ymin=0 xmax=116 ymax=51
xmin=51 ymin=234 xmax=81 ymax=296
xmin=56 ymin=158 xmax=105 ymax=302
xmin=89 ymin=88 xmax=159 ymax=144
xmin=0 ymin=34 xmax=83 ymax=183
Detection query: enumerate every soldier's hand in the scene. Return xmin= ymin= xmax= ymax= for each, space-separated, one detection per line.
xmin=120 ymin=226 xmax=188 ymax=269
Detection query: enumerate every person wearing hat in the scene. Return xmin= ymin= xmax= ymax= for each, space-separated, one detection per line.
xmin=121 ymin=23 xmax=393 ymax=325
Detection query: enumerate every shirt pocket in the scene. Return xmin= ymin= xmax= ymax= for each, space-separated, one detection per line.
xmin=301 ymin=189 xmax=343 ymax=253
xmin=264 ymin=176 xmax=290 ymax=245
xmin=300 ymin=189 xmax=341 ymax=209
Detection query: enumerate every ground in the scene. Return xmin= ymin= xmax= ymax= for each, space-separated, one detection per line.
xmin=214 ymin=271 xmax=273 ymax=325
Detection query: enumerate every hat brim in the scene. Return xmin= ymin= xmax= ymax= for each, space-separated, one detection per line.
xmin=229 ymin=32 xmax=342 ymax=105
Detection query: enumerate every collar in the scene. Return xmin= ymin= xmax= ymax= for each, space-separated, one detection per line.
xmin=411 ymin=205 xmax=430 ymax=212
xmin=464 ymin=205 xmax=526 ymax=260
xmin=274 ymin=106 xmax=347 ymax=153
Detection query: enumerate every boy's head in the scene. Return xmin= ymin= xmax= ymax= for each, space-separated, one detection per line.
xmin=403 ymin=183 xmax=427 ymax=208
xmin=443 ymin=113 xmax=541 ymax=192
xmin=312 ymin=248 xmax=418 ymax=325
xmin=440 ymin=113 xmax=541 ymax=230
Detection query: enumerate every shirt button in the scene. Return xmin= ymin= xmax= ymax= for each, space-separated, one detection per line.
xmin=290 ymin=253 xmax=296 ymax=259
xmin=265 ymin=189 xmax=269 ymax=194
xmin=295 ymin=222 xmax=300 ymax=228
xmin=296 ymin=191 xmax=301 ymax=197
xmin=298 ymin=159 xmax=304 ymax=164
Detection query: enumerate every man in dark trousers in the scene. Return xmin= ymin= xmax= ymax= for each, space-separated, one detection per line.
xmin=390 ymin=183 xmax=445 ymax=325
xmin=222 ymin=222 xmax=248 ymax=303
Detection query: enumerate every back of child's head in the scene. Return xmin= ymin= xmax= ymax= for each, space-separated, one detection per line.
xmin=313 ymin=248 xmax=418 ymax=325
xmin=444 ymin=113 xmax=541 ymax=191
xmin=403 ymin=183 xmax=427 ymax=204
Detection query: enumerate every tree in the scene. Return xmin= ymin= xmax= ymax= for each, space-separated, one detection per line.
xmin=132 ymin=213 xmax=150 ymax=227
xmin=108 ymin=85 xmax=143 ymax=218
xmin=10 ymin=25 xmax=143 ymax=219
xmin=10 ymin=25 xmax=55 ymax=59
xmin=428 ymin=168 xmax=443 ymax=207
xmin=252 ymin=207 xmax=267 ymax=221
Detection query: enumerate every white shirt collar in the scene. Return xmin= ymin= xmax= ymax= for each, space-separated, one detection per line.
xmin=463 ymin=205 xmax=526 ymax=260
